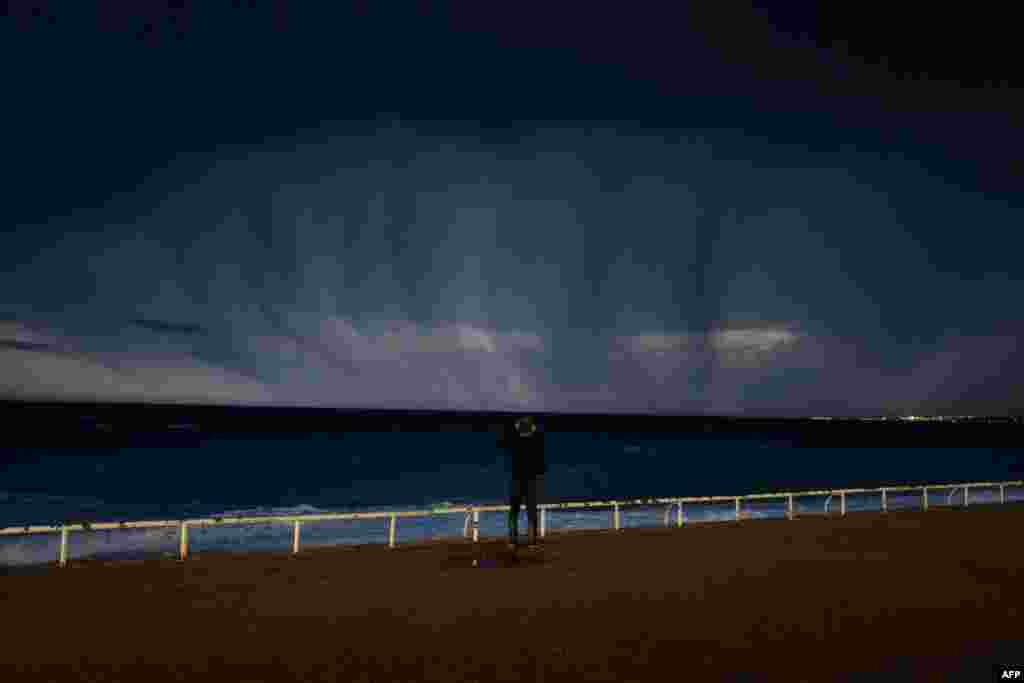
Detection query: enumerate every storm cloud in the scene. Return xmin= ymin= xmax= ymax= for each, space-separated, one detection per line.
xmin=3 ymin=123 xmax=1021 ymax=415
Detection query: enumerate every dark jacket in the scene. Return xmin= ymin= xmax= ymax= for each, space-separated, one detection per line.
xmin=499 ymin=422 xmax=546 ymax=479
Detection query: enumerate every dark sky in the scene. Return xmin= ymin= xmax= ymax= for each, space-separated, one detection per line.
xmin=2 ymin=1 xmax=1022 ymax=416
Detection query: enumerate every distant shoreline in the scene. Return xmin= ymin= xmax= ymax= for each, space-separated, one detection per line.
xmin=1 ymin=398 xmax=1020 ymax=451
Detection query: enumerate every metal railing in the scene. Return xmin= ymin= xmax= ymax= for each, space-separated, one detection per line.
xmin=1 ymin=479 xmax=1020 ymax=568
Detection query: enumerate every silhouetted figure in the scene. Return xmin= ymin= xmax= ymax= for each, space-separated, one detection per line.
xmin=499 ymin=415 xmax=546 ymax=548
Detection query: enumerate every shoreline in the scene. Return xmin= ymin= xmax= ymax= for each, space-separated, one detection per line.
xmin=3 ymin=497 xmax=1022 ymax=572
xmin=2 ymin=505 xmax=1021 ymax=681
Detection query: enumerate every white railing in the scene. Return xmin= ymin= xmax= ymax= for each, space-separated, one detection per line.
xmin=1 ymin=479 xmax=1020 ymax=568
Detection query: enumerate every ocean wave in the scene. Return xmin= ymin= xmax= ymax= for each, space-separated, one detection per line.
xmin=208 ymin=503 xmax=332 ymax=518
xmin=425 ymin=500 xmax=470 ymax=510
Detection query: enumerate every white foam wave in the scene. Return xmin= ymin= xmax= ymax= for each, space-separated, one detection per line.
xmin=208 ymin=503 xmax=331 ymax=518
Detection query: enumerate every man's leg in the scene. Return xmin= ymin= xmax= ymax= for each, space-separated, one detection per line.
xmin=526 ymin=475 xmax=540 ymax=546
xmin=509 ymin=476 xmax=523 ymax=546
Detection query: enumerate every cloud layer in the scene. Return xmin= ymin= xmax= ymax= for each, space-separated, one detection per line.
xmin=3 ymin=123 xmax=1021 ymax=415
xmin=3 ymin=314 xmax=1020 ymax=416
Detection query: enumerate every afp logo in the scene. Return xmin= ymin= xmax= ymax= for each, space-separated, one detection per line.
xmin=997 ymin=669 xmax=1023 ymax=680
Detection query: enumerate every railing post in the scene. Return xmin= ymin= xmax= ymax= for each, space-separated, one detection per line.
xmin=179 ymin=522 xmax=189 ymax=561
xmin=963 ymin=485 xmax=969 ymax=507
xmin=676 ymin=502 xmax=684 ymax=528
xmin=824 ymin=495 xmax=832 ymax=514
xmin=58 ymin=526 xmax=69 ymax=568
xmin=735 ymin=497 xmax=741 ymax=521
xmin=840 ymin=491 xmax=847 ymax=517
xmin=664 ymin=505 xmax=671 ymax=527
xmin=881 ymin=488 xmax=888 ymax=514
xmin=540 ymin=507 xmax=546 ymax=538
xmin=292 ymin=520 xmax=301 ymax=555
xmin=388 ymin=514 xmax=397 ymax=548
xmin=613 ymin=503 xmax=620 ymax=530
xmin=787 ymin=495 xmax=795 ymax=520
xmin=923 ymin=486 xmax=929 ymax=511
xmin=472 ymin=509 xmax=480 ymax=543
xmin=1000 ymin=484 xmax=1006 ymax=505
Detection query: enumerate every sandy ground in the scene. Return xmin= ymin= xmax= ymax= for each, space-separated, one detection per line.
xmin=1 ymin=506 xmax=1022 ymax=682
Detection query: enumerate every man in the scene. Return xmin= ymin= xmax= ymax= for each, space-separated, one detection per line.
xmin=499 ymin=415 xmax=546 ymax=548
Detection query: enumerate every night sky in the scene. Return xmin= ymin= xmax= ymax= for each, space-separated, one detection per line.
xmin=3 ymin=1 xmax=1022 ymax=416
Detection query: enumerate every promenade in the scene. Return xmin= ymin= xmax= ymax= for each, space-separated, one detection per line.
xmin=2 ymin=506 xmax=1021 ymax=681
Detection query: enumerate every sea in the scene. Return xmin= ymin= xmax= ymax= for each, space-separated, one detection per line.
xmin=2 ymin=430 xmax=1022 ymax=567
